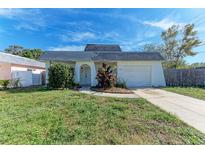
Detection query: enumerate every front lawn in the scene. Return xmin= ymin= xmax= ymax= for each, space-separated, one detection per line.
xmin=0 ymin=87 xmax=205 ymax=144
xmin=162 ymin=87 xmax=205 ymax=101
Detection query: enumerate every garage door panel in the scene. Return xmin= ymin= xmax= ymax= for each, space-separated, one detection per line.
xmin=118 ymin=65 xmax=151 ymax=87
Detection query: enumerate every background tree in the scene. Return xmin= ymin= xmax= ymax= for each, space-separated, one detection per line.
xmin=4 ymin=45 xmax=24 ymax=55
xmin=20 ymin=49 xmax=33 ymax=59
xmin=140 ymin=43 xmax=164 ymax=53
xmin=140 ymin=24 xmax=202 ymax=68
xmin=30 ymin=49 xmax=44 ymax=60
xmin=4 ymin=45 xmax=44 ymax=60
xmin=21 ymin=49 xmax=44 ymax=60
xmin=189 ymin=62 xmax=205 ymax=68
xmin=161 ymin=24 xmax=202 ymax=68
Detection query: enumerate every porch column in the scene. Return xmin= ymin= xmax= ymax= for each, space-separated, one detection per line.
xmin=74 ymin=62 xmax=81 ymax=83
xmin=90 ymin=62 xmax=97 ymax=86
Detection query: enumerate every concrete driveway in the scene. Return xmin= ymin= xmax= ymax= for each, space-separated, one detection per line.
xmin=133 ymin=88 xmax=205 ymax=134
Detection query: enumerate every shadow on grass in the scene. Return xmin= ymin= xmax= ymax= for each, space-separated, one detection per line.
xmin=0 ymin=86 xmax=79 ymax=94
xmin=0 ymin=86 xmax=50 ymax=94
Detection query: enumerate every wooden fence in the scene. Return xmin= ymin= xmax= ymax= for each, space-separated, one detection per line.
xmin=163 ymin=68 xmax=205 ymax=86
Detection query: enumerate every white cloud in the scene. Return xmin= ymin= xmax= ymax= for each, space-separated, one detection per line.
xmin=66 ymin=21 xmax=92 ymax=27
xmin=120 ymin=41 xmax=139 ymax=51
xmin=15 ymin=23 xmax=38 ymax=31
xmin=0 ymin=9 xmax=42 ymax=21
xmin=98 ymin=12 xmax=140 ymax=23
xmin=48 ymin=45 xmax=84 ymax=51
xmin=103 ymin=32 xmax=120 ymax=40
xmin=58 ymin=30 xmax=121 ymax=44
xmin=144 ymin=31 xmax=157 ymax=38
xmin=66 ymin=21 xmax=93 ymax=30
xmin=137 ymin=41 xmax=151 ymax=46
xmin=60 ymin=32 xmax=96 ymax=42
xmin=0 ymin=9 xmax=25 ymax=18
xmin=196 ymin=26 xmax=205 ymax=34
xmin=0 ymin=8 xmax=46 ymax=31
xmin=144 ymin=18 xmax=185 ymax=30
xmin=63 ymin=9 xmax=141 ymax=23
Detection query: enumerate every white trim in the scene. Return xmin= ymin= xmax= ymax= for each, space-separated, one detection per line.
xmin=74 ymin=61 xmax=97 ymax=86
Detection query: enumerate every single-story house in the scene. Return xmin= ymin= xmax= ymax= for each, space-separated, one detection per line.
xmin=0 ymin=52 xmax=46 ymax=87
xmin=40 ymin=44 xmax=166 ymax=87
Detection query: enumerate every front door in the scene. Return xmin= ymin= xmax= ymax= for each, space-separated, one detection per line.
xmin=80 ymin=65 xmax=91 ymax=86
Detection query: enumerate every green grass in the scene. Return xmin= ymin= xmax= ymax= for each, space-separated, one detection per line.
xmin=162 ymin=87 xmax=205 ymax=101
xmin=0 ymin=87 xmax=205 ymax=144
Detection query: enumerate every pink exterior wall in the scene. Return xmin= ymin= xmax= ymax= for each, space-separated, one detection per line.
xmin=0 ymin=62 xmax=45 ymax=80
xmin=0 ymin=62 xmax=11 ymax=80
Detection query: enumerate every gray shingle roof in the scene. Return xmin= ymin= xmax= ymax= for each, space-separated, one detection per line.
xmin=84 ymin=44 xmax=121 ymax=52
xmin=0 ymin=52 xmax=45 ymax=68
xmin=93 ymin=52 xmax=164 ymax=61
xmin=40 ymin=52 xmax=93 ymax=61
xmin=40 ymin=51 xmax=164 ymax=61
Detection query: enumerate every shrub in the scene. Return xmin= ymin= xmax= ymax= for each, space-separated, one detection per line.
xmin=73 ymin=82 xmax=80 ymax=87
xmin=48 ymin=63 xmax=74 ymax=89
xmin=96 ymin=63 xmax=116 ymax=89
xmin=115 ymin=79 xmax=127 ymax=89
xmin=0 ymin=80 xmax=10 ymax=89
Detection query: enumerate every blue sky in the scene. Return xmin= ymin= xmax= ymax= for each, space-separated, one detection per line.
xmin=0 ymin=8 xmax=205 ymax=63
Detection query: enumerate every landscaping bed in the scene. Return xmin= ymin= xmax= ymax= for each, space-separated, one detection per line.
xmin=90 ymin=87 xmax=134 ymax=94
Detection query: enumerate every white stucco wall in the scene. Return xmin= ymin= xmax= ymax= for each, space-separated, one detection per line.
xmin=75 ymin=61 xmax=97 ymax=86
xmin=45 ymin=60 xmax=165 ymax=87
xmin=117 ymin=61 xmax=166 ymax=87
xmin=11 ymin=66 xmax=45 ymax=87
xmin=150 ymin=62 xmax=166 ymax=86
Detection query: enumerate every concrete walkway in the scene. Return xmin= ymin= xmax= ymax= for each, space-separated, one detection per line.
xmin=133 ymin=88 xmax=205 ymax=134
xmin=79 ymin=87 xmax=139 ymax=98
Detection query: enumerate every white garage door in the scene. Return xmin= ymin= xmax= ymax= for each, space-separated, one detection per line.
xmin=118 ymin=65 xmax=151 ymax=87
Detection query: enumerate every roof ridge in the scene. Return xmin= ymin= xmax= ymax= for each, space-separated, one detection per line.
xmin=86 ymin=43 xmax=120 ymax=45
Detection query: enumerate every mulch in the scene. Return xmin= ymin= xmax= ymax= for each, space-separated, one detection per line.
xmin=90 ymin=87 xmax=134 ymax=94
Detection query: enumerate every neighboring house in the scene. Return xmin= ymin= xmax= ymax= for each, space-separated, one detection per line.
xmin=0 ymin=52 xmax=46 ymax=87
xmin=40 ymin=44 xmax=166 ymax=87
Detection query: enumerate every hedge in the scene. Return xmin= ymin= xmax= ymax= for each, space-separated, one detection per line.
xmin=48 ymin=63 xmax=74 ymax=89
xmin=0 ymin=80 xmax=10 ymax=89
